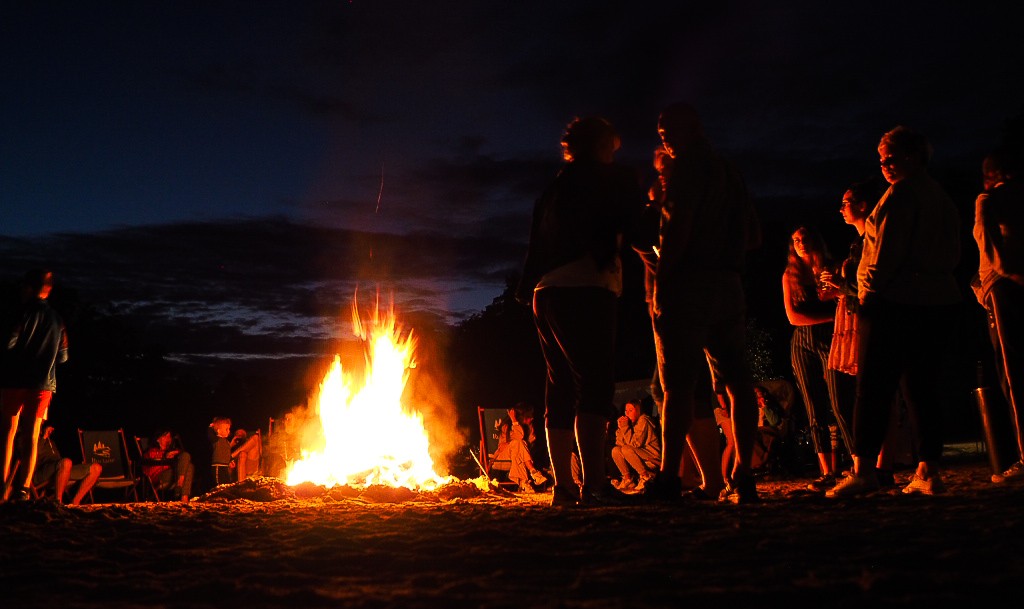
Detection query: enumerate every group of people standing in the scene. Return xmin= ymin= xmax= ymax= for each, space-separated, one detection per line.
xmin=517 ymin=101 xmax=1024 ymax=507
xmin=517 ymin=102 xmax=762 ymax=506
xmin=782 ymin=127 xmax=967 ymax=498
xmin=2 ymin=103 xmax=1020 ymax=509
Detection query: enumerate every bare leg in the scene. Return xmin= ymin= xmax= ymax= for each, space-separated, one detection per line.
xmin=687 ymin=416 xmax=725 ymax=495
xmin=55 ymin=458 xmax=72 ymax=501
xmin=70 ymin=463 xmax=102 ymax=506
xmin=816 ymin=452 xmax=832 ymax=476
xmin=546 ymin=427 xmax=577 ymax=494
xmin=659 ymin=387 xmax=694 ymax=481
xmin=726 ymin=380 xmax=759 ymax=481
xmin=3 ymin=412 xmax=21 ymax=488
xmin=876 ymin=444 xmax=892 ymax=470
xmin=576 ymin=412 xmax=609 ymax=490
xmin=721 ymin=438 xmax=735 ymax=483
xmin=679 ymin=445 xmax=701 ymax=487
xmin=21 ymin=417 xmax=45 ymax=493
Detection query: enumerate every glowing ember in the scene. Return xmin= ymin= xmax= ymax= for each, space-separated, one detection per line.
xmin=285 ymin=302 xmax=452 ymax=491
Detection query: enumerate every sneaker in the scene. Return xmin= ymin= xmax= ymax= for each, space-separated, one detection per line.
xmin=530 ymin=470 xmax=548 ymax=486
xmin=635 ymin=473 xmax=655 ymax=492
xmin=825 ymin=471 xmax=879 ymax=499
xmin=902 ymin=473 xmax=946 ymax=495
xmin=719 ymin=474 xmax=760 ymax=505
xmin=550 ymin=485 xmax=580 ymax=507
xmin=992 ymin=461 xmax=1024 ymax=484
xmin=11 ymin=488 xmax=32 ymax=502
xmin=611 ymin=477 xmax=637 ymax=491
xmin=806 ymin=474 xmax=837 ymax=492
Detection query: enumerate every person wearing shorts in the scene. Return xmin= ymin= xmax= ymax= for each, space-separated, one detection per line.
xmin=29 ymin=424 xmax=101 ymax=505
xmin=1 ymin=269 xmax=69 ymax=502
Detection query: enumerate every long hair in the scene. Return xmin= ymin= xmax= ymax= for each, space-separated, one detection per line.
xmin=784 ymin=226 xmax=831 ymax=302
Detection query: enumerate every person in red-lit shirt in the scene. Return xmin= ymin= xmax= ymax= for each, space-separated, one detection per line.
xmin=142 ymin=429 xmax=194 ymax=503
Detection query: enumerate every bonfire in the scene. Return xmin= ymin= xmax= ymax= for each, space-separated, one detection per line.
xmin=281 ymin=298 xmax=474 ymax=493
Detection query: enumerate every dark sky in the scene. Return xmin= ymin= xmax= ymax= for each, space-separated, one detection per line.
xmin=3 ymin=0 xmax=1023 ymax=362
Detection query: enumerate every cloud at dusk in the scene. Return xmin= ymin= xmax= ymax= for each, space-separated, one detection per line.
xmin=3 ymin=0 xmax=1023 ymax=368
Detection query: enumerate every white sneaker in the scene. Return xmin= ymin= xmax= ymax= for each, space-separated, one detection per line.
xmin=992 ymin=461 xmax=1024 ymax=484
xmin=612 ymin=477 xmax=636 ymax=491
xmin=825 ymin=471 xmax=878 ymax=499
xmin=636 ymin=473 xmax=655 ymax=492
xmin=902 ymin=473 xmax=946 ymax=495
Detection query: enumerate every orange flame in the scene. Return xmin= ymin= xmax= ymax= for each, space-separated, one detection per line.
xmin=284 ymin=300 xmax=452 ymax=490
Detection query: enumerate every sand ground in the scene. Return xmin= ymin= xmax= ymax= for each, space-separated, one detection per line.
xmin=1 ymin=447 xmax=1021 ymax=609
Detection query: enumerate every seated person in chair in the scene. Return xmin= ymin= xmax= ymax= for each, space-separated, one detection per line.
xmin=610 ymin=399 xmax=661 ymax=491
xmin=30 ymin=424 xmax=101 ymax=505
xmin=487 ymin=416 xmax=513 ymax=479
xmin=141 ymin=428 xmax=194 ymax=502
xmin=505 ymin=404 xmax=548 ymax=492
xmin=751 ymin=385 xmax=786 ymax=470
xmin=266 ymin=410 xmax=302 ymax=479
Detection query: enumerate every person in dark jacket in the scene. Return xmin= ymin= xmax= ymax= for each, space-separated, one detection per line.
xmin=642 ymin=102 xmax=762 ymax=505
xmin=2 ymin=269 xmax=69 ymax=502
xmin=516 ymin=116 xmax=647 ymax=507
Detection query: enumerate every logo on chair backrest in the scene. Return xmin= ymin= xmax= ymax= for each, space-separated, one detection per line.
xmin=92 ymin=441 xmax=112 ymax=461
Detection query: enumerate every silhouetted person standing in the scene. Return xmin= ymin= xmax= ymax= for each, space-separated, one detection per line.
xmin=973 ymin=147 xmax=1024 ymax=483
xmin=645 ymin=102 xmax=762 ymax=504
xmin=516 ymin=116 xmax=647 ymax=506
xmin=2 ymin=269 xmax=69 ymax=502
xmin=828 ymin=126 xmax=961 ymax=498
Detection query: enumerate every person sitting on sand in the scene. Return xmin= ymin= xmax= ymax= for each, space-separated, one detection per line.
xmin=751 ymin=385 xmax=786 ymax=470
xmin=610 ymin=399 xmax=661 ymax=492
xmin=141 ymin=428 xmax=194 ymax=502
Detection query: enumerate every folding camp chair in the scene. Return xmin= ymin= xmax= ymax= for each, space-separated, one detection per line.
xmin=476 ymin=407 xmax=516 ymax=489
xmin=78 ymin=429 xmax=140 ymax=503
xmin=133 ymin=435 xmax=168 ymax=502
